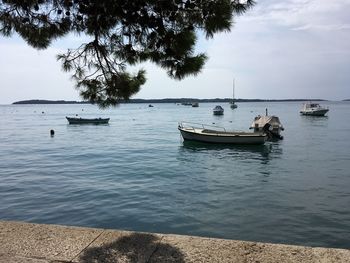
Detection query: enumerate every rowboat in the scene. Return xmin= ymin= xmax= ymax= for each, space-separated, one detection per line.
xmin=66 ymin=117 xmax=109 ymax=124
xmin=178 ymin=122 xmax=267 ymax=145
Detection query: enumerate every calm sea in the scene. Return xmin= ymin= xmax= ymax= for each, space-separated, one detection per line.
xmin=0 ymin=102 xmax=349 ymax=248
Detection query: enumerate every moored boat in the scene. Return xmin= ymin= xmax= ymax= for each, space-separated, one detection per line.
xmin=230 ymin=78 xmax=238 ymax=109
xmin=230 ymin=102 xmax=238 ymax=109
xmin=213 ymin=105 xmax=224 ymax=115
xmin=66 ymin=117 xmax=110 ymax=124
xmin=300 ymin=102 xmax=329 ymax=116
xmin=192 ymin=102 xmax=199 ymax=107
xmin=250 ymin=110 xmax=284 ymax=140
xmin=178 ymin=122 xmax=267 ymax=145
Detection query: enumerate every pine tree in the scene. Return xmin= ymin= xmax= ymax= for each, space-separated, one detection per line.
xmin=0 ymin=0 xmax=254 ymax=107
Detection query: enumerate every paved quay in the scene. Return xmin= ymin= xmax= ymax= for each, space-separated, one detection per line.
xmin=0 ymin=221 xmax=349 ymax=263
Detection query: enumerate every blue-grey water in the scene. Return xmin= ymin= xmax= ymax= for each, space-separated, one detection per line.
xmin=0 ymin=102 xmax=349 ymax=249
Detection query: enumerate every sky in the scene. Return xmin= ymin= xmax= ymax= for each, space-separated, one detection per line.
xmin=1 ymin=0 xmax=350 ymax=104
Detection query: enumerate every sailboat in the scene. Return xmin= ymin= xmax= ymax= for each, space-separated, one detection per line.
xmin=230 ymin=78 xmax=238 ymax=109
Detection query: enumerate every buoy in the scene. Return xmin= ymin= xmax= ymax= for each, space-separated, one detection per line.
xmin=50 ymin=129 xmax=55 ymax=136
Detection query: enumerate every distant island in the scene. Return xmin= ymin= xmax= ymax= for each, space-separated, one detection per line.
xmin=12 ymin=100 xmax=90 ymax=105
xmin=12 ymin=98 xmax=327 ymax=105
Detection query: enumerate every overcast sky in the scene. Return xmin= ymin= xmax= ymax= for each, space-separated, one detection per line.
xmin=1 ymin=0 xmax=350 ymax=104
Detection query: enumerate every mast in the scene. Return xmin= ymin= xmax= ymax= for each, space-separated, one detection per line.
xmin=230 ymin=77 xmax=238 ymax=108
xmin=232 ymin=78 xmax=235 ymax=102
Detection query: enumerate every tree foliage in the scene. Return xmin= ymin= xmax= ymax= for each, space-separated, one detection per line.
xmin=0 ymin=0 xmax=254 ymax=107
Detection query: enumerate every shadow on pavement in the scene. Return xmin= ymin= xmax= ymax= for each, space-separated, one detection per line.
xmin=79 ymin=232 xmax=185 ymax=263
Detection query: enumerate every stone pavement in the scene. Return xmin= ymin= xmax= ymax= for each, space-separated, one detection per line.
xmin=0 ymin=221 xmax=349 ymax=262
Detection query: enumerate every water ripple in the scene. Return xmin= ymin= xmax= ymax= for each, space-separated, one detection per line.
xmin=0 ymin=102 xmax=350 ymax=248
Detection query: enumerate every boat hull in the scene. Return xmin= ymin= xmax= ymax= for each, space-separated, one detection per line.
xmin=230 ymin=103 xmax=237 ymax=109
xmin=66 ymin=117 xmax=109 ymax=124
xmin=300 ymin=109 xmax=329 ymax=116
xmin=179 ymin=127 xmax=266 ymax=145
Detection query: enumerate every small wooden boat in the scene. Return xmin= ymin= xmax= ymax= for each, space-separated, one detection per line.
xmin=66 ymin=117 xmax=109 ymax=124
xmin=213 ymin=105 xmax=224 ymax=115
xmin=178 ymin=122 xmax=267 ymax=145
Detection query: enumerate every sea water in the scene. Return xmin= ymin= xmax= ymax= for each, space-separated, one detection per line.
xmin=0 ymin=101 xmax=349 ymax=248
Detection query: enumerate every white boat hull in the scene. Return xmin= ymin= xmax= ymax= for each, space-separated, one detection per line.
xmin=300 ymin=109 xmax=329 ymax=116
xmin=179 ymin=127 xmax=266 ymax=145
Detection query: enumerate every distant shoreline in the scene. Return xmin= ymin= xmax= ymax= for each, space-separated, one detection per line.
xmin=12 ymin=98 xmax=330 ymax=105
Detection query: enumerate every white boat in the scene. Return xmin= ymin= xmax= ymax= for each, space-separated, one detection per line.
xmin=192 ymin=102 xmax=199 ymax=107
xmin=66 ymin=117 xmax=109 ymax=124
xmin=230 ymin=78 xmax=238 ymax=109
xmin=213 ymin=105 xmax=224 ymax=115
xmin=178 ymin=122 xmax=267 ymax=145
xmin=250 ymin=110 xmax=284 ymax=140
xmin=300 ymin=102 xmax=329 ymax=116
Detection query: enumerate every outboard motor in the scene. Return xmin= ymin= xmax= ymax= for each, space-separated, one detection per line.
xmin=262 ymin=123 xmax=283 ymax=140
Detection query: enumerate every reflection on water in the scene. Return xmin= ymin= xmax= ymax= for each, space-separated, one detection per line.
xmin=179 ymin=140 xmax=284 ymax=183
xmin=300 ymin=115 xmax=329 ymax=125
xmin=180 ymin=140 xmax=285 ymax=160
xmin=181 ymin=140 xmax=271 ymax=156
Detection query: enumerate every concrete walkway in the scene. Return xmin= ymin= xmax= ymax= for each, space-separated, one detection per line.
xmin=0 ymin=221 xmax=349 ymax=262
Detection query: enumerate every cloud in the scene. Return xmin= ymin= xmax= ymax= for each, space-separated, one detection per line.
xmin=246 ymin=0 xmax=350 ymax=32
xmin=292 ymin=24 xmax=350 ymax=31
xmin=202 ymin=0 xmax=350 ymax=100
xmin=0 ymin=40 xmax=80 ymax=104
xmin=1 ymin=0 xmax=350 ymax=103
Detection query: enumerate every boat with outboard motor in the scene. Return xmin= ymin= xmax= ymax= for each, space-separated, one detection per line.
xmin=178 ymin=122 xmax=267 ymax=144
xmin=250 ymin=109 xmax=284 ymax=140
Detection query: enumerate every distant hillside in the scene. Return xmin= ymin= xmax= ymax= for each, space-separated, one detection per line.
xmin=12 ymin=98 xmax=327 ymax=105
xmin=12 ymin=100 xmax=89 ymax=105
xmin=343 ymin=99 xmax=350 ymax=101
